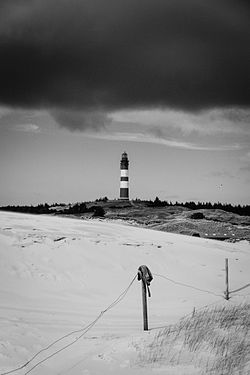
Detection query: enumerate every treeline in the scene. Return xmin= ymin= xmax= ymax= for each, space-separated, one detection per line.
xmin=0 ymin=202 xmax=105 ymax=217
xmin=1 ymin=198 xmax=250 ymax=217
xmin=143 ymin=197 xmax=250 ymax=216
xmin=0 ymin=203 xmax=54 ymax=215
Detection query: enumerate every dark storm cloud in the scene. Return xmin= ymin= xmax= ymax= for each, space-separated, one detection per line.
xmin=0 ymin=0 xmax=249 ymax=112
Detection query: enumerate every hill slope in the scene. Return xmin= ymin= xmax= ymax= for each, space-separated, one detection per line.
xmin=101 ymin=201 xmax=250 ymax=241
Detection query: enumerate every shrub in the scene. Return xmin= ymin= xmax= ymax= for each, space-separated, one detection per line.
xmin=190 ymin=212 xmax=205 ymax=220
xmin=90 ymin=206 xmax=105 ymax=217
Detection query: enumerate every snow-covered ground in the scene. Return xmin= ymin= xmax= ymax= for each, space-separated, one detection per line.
xmin=0 ymin=211 xmax=249 ymax=374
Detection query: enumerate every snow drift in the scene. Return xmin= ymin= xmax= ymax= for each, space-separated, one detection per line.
xmin=0 ymin=211 xmax=249 ymax=374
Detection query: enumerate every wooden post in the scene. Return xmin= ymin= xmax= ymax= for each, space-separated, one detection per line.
xmin=141 ymin=278 xmax=148 ymax=331
xmin=225 ymin=258 xmax=229 ymax=300
xmin=138 ymin=265 xmax=152 ymax=331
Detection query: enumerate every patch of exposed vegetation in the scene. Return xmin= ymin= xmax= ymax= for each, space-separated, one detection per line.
xmin=104 ymin=203 xmax=250 ymax=241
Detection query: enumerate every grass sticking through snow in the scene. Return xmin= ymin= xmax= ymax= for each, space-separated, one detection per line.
xmin=138 ymin=303 xmax=250 ymax=374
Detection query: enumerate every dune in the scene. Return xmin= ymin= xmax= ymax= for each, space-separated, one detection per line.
xmin=0 ymin=211 xmax=249 ymax=374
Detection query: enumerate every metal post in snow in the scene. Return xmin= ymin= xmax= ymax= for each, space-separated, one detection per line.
xmin=225 ymin=258 xmax=229 ymax=300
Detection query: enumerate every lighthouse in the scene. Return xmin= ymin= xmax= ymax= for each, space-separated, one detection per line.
xmin=120 ymin=152 xmax=129 ymax=200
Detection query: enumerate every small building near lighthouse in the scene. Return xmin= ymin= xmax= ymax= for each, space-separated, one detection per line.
xmin=120 ymin=152 xmax=129 ymax=200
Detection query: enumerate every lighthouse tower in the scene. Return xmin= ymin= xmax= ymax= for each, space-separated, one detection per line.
xmin=120 ymin=151 xmax=129 ymax=200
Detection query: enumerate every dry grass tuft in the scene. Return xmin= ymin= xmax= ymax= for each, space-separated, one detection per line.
xmin=138 ymin=303 xmax=250 ymax=374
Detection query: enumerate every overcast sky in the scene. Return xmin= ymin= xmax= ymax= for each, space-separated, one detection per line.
xmin=0 ymin=0 xmax=249 ymax=205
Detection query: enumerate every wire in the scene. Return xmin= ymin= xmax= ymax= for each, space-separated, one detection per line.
xmin=153 ymin=272 xmax=250 ymax=298
xmin=1 ymin=274 xmax=137 ymax=375
xmin=181 ymin=298 xmax=225 ymax=320
xmin=153 ymin=273 xmax=222 ymax=297
xmin=24 ymin=315 xmax=101 ymax=375
xmin=3 ymin=270 xmax=247 ymax=374
xmin=150 ymin=297 xmax=225 ymax=335
xmin=1 ymin=322 xmax=98 ymax=375
xmin=230 ymin=283 xmax=250 ymax=294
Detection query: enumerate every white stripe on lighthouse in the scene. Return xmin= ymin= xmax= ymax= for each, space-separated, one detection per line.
xmin=120 ymin=169 xmax=129 ymax=177
xmin=120 ymin=181 xmax=129 ymax=188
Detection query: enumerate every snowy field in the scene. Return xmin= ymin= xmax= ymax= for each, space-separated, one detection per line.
xmin=0 ymin=211 xmax=250 ymax=374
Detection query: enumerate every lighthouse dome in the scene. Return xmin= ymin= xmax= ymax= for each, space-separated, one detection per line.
xmin=120 ymin=151 xmax=129 ymax=168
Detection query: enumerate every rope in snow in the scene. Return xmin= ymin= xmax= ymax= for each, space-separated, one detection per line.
xmin=0 ymin=274 xmax=137 ymax=375
xmin=153 ymin=273 xmax=223 ymax=297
